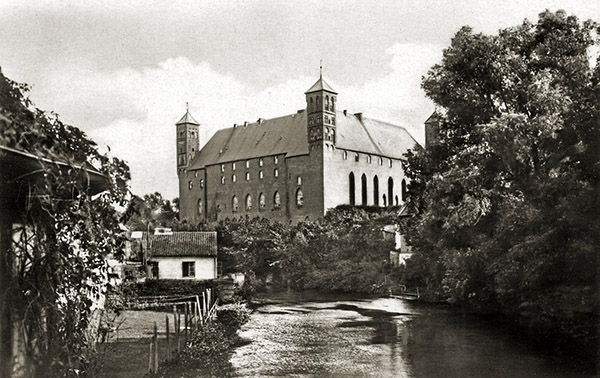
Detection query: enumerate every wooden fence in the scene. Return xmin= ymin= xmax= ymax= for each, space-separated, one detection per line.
xmin=147 ymin=287 xmax=218 ymax=374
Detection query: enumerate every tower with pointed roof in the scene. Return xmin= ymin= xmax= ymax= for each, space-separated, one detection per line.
xmin=176 ymin=105 xmax=200 ymax=175
xmin=305 ymin=70 xmax=337 ymax=148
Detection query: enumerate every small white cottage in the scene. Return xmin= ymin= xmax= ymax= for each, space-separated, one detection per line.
xmin=148 ymin=232 xmax=217 ymax=280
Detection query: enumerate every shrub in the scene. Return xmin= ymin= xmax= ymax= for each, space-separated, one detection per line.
xmin=216 ymin=303 xmax=251 ymax=334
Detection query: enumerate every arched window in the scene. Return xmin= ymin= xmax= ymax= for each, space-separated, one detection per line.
xmin=401 ymin=179 xmax=407 ymax=202
xmin=273 ymin=191 xmax=281 ymax=208
xmin=259 ymin=192 xmax=266 ymax=210
xmin=331 ymin=96 xmax=335 ymax=111
xmin=361 ymin=173 xmax=368 ymax=206
xmin=296 ymin=188 xmax=304 ymax=208
xmin=198 ymin=198 xmax=203 ymax=216
xmin=310 ymin=97 xmax=314 ymax=111
xmin=373 ymin=176 xmax=379 ymax=206
xmin=388 ymin=177 xmax=394 ymax=207
xmin=395 ymin=195 xmax=399 ymax=206
xmin=325 ymin=95 xmax=329 ymax=110
xmin=245 ymin=194 xmax=252 ymax=211
xmin=382 ymin=194 xmax=387 ymax=207
xmin=232 ymin=196 xmax=239 ymax=212
xmin=349 ymin=172 xmax=355 ymax=206
xmin=274 ymin=168 xmax=279 ymax=178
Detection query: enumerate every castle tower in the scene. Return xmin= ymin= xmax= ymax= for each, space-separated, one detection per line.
xmin=305 ymin=71 xmax=337 ymax=148
xmin=424 ymin=111 xmax=441 ymax=149
xmin=176 ymin=105 xmax=200 ymax=175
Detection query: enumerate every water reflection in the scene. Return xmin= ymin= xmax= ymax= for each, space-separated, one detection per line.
xmin=230 ymin=292 xmax=594 ymax=377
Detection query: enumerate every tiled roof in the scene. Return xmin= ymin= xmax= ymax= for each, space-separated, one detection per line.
xmin=176 ymin=110 xmax=200 ymax=125
xmin=149 ymin=232 xmax=217 ymax=257
xmin=189 ymin=111 xmax=419 ymax=170
xmin=305 ymin=76 xmax=337 ymax=94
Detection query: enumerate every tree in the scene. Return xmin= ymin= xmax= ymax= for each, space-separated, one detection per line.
xmin=402 ymin=10 xmax=599 ymax=346
xmin=123 ymin=192 xmax=179 ymax=231
xmin=0 ymin=69 xmax=130 ymax=377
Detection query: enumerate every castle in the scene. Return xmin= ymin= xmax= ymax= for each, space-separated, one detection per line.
xmin=177 ymin=74 xmax=424 ymax=224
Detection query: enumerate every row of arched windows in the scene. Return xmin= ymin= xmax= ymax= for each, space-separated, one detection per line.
xmin=308 ymin=95 xmax=336 ymax=113
xmin=348 ymin=172 xmax=407 ymax=207
xmin=229 ymin=188 xmax=304 ymax=213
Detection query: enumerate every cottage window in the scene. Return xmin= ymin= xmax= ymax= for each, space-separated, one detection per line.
xmin=296 ymin=188 xmax=304 ymax=208
xmin=273 ymin=191 xmax=281 ymax=209
xmin=182 ymin=261 xmax=195 ymax=278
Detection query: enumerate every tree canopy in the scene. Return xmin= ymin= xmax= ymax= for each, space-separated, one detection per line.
xmin=0 ymin=68 xmax=130 ymax=377
xmin=402 ymin=10 xmax=599 ymax=350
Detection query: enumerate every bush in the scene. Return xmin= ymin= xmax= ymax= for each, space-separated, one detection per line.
xmin=216 ymin=303 xmax=251 ymax=333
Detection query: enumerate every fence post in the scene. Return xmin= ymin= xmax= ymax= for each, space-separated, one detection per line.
xmin=184 ymin=303 xmax=189 ymax=345
xmin=166 ymin=315 xmax=171 ymax=361
xmin=176 ymin=310 xmax=181 ymax=352
xmin=196 ymin=295 xmax=202 ymax=325
xmin=148 ymin=342 xmax=154 ymax=373
xmin=153 ymin=321 xmax=159 ymax=372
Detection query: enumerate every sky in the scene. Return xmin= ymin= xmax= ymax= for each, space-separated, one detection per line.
xmin=1 ymin=0 xmax=598 ymax=200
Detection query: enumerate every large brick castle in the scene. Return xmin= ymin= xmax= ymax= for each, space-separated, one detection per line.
xmin=177 ymin=74 xmax=423 ymax=224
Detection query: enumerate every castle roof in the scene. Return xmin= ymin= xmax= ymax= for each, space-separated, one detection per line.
xmin=188 ymin=111 xmax=419 ymax=170
xmin=305 ymin=76 xmax=337 ymax=94
xmin=149 ymin=231 xmax=217 ymax=257
xmin=176 ymin=110 xmax=200 ymax=125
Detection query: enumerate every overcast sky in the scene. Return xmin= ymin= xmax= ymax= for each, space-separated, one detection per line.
xmin=1 ymin=0 xmax=598 ymax=200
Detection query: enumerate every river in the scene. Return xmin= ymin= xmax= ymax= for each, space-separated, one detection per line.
xmin=228 ymin=291 xmax=595 ymax=377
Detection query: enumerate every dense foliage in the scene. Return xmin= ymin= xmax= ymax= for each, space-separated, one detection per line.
xmin=0 ymin=69 xmax=130 ymax=376
xmin=401 ymin=10 xmax=599 ymax=350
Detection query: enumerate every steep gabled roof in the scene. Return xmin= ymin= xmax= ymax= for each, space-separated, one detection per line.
xmin=189 ymin=111 xmax=419 ymax=170
xmin=305 ymin=76 xmax=337 ymax=94
xmin=149 ymin=232 xmax=217 ymax=257
xmin=176 ymin=110 xmax=200 ymax=125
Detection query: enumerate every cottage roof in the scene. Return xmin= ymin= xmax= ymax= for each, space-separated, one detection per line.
xmin=149 ymin=231 xmax=217 ymax=257
xmin=188 ymin=111 xmax=419 ymax=170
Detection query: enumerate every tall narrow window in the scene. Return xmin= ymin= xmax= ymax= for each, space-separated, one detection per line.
xmin=259 ymin=192 xmax=266 ymax=210
xmin=367 ymin=155 xmax=372 ymax=164
xmin=200 ymin=179 xmax=204 ymax=188
xmin=273 ymin=191 xmax=281 ymax=209
xmin=296 ymin=188 xmax=304 ymax=208
xmin=378 ymin=157 xmax=383 ymax=166
xmin=343 ymin=151 xmax=348 ymax=160
xmin=361 ymin=174 xmax=368 ymax=206
xmin=355 ymin=153 xmax=359 ymax=162
xmin=232 ymin=174 xmax=237 ymax=182
xmin=349 ymin=172 xmax=355 ymax=206
xmin=388 ymin=159 xmax=393 ymax=168
xmin=188 ymin=181 xmax=193 ymax=190
xmin=259 ymin=158 xmax=264 ymax=167
xmin=395 ymin=195 xmax=399 ymax=206
xmin=297 ymin=176 xmax=302 ymax=185
xmin=373 ymin=176 xmax=379 ymax=207
xmin=245 ymin=194 xmax=252 ymax=211
xmin=221 ymin=176 xmax=225 ymax=185
xmin=259 ymin=170 xmax=264 ymax=179
xmin=182 ymin=261 xmax=195 ymax=278
xmin=388 ymin=177 xmax=394 ymax=207
xmin=331 ymin=96 xmax=335 ymax=111
xmin=401 ymin=179 xmax=407 ymax=202
xmin=198 ymin=198 xmax=203 ymax=216
xmin=274 ymin=168 xmax=279 ymax=178
xmin=245 ymin=172 xmax=250 ymax=181
xmin=274 ymin=156 xmax=279 ymax=164
xmin=382 ymin=194 xmax=387 ymax=207
xmin=232 ymin=196 xmax=239 ymax=212
xmin=232 ymin=162 xmax=236 ymax=170
xmin=221 ymin=164 xmax=225 ymax=172
xmin=246 ymin=160 xmax=250 ymax=168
